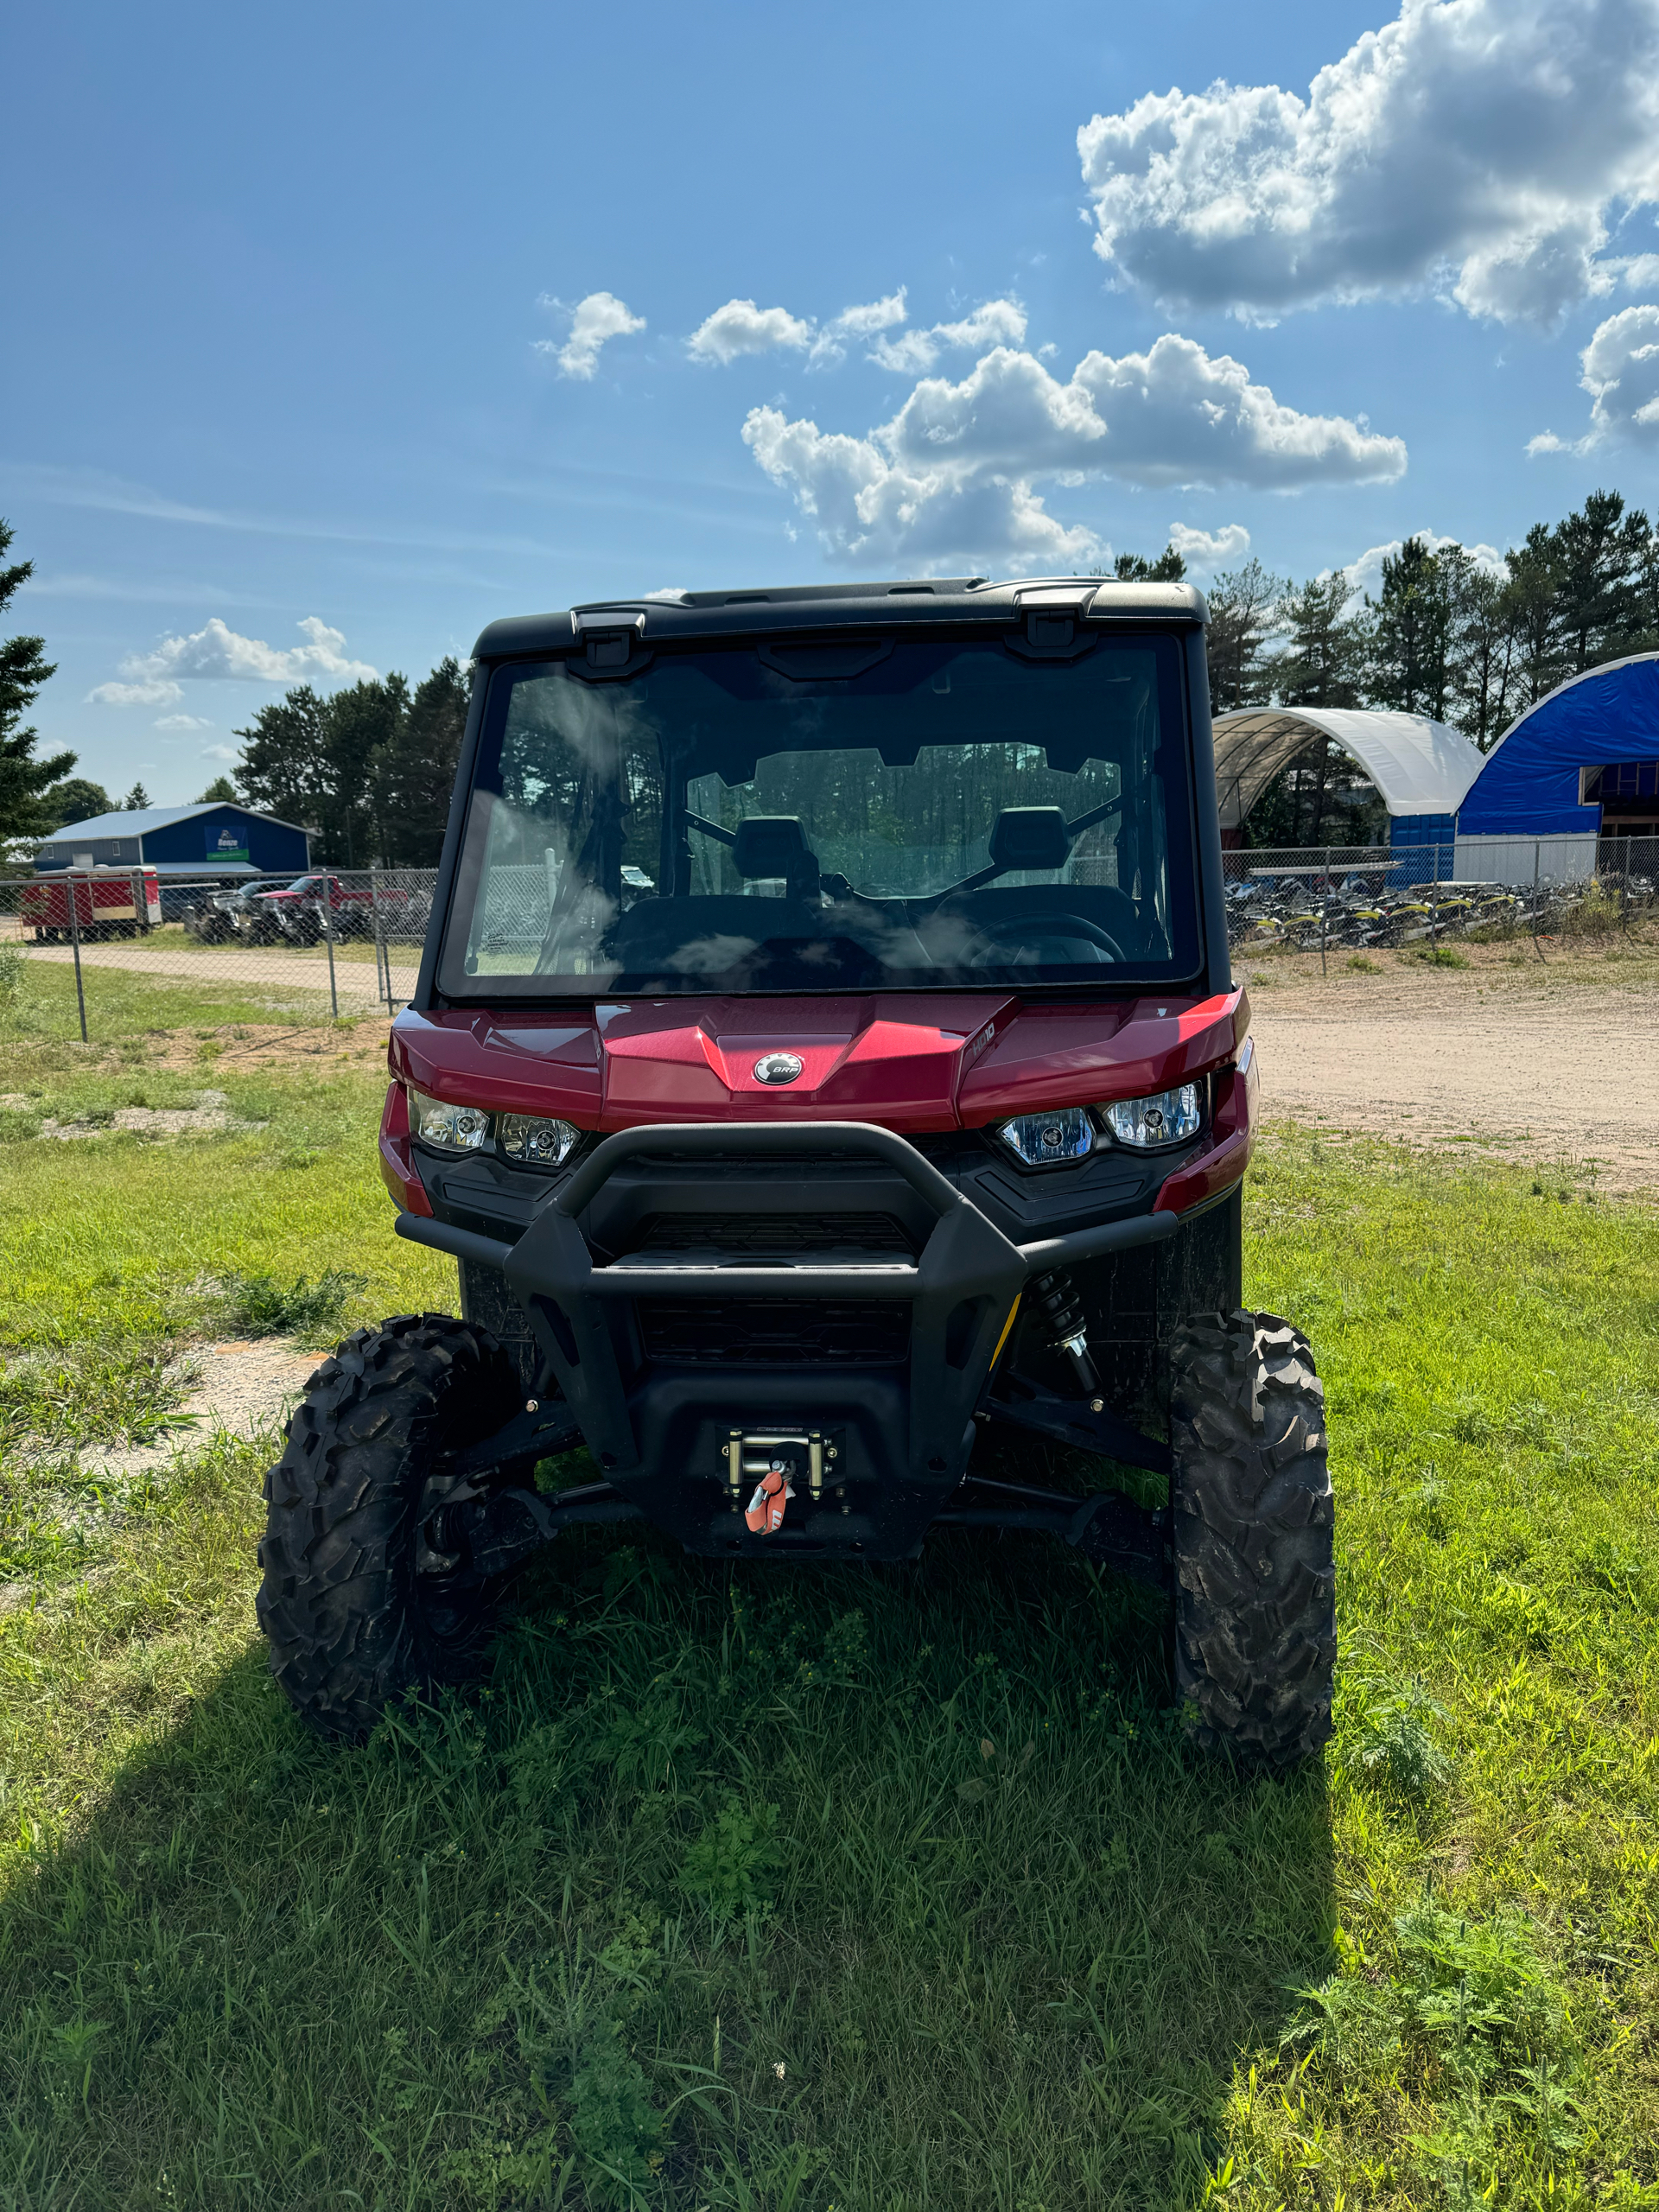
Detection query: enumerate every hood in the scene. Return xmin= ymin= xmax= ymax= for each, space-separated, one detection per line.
xmin=389 ymin=988 xmax=1248 ymax=1133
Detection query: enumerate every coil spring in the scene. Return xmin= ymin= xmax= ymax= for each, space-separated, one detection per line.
xmin=1027 ymin=1268 xmax=1086 ymax=1348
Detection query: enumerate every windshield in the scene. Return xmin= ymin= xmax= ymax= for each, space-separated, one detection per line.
xmin=436 ymin=629 xmax=1199 ymax=997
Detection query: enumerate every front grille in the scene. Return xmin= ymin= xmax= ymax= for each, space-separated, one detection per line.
xmin=628 ymin=1211 xmax=917 ymax=1259
xmin=639 ymin=1298 xmax=910 ymax=1365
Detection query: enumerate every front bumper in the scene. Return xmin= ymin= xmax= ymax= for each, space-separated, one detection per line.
xmin=397 ymin=1121 xmax=1192 ymax=1559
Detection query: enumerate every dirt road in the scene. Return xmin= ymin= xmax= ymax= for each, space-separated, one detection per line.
xmin=19 ymin=938 xmax=418 ymax=1005
xmin=1248 ymin=948 xmax=1658 ymax=1192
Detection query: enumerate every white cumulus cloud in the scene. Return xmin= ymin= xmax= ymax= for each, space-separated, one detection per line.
xmin=744 ymin=335 xmax=1403 ymax=570
xmin=1334 ymin=530 xmax=1509 ymax=601
xmin=154 ymin=713 xmax=213 ymax=730
xmin=87 ymin=677 xmax=183 ymax=707
xmin=1077 ymin=0 xmax=1659 ymax=328
xmin=688 ymin=298 xmax=814 ymax=364
xmin=808 ymin=290 xmax=909 ymax=365
xmin=535 ymin=290 xmax=646 ymax=379
xmin=869 ymin=298 xmax=1028 ymax=373
xmin=1167 ymin=522 xmax=1252 ymax=571
xmin=90 ymin=617 xmax=378 ymax=704
xmin=200 ymin=743 xmax=238 ymax=760
xmin=1530 ymin=302 xmax=1659 ymax=450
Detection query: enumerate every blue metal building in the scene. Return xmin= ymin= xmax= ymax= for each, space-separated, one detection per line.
xmin=35 ymin=802 xmax=311 ymax=880
xmin=1453 ymin=652 xmax=1659 ymax=880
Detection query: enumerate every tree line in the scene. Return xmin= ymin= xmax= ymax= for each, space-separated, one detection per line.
xmin=228 ymin=661 xmax=470 ymax=868
xmin=3 ymin=488 xmax=1655 ymax=859
xmin=1146 ymin=486 xmax=1659 ymax=845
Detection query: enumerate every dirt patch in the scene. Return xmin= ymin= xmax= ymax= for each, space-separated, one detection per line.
xmin=149 ymin=1022 xmax=386 ymax=1069
xmin=33 ymin=1088 xmax=266 ymax=1140
xmin=1246 ymin=942 xmax=1659 ymax=1193
xmin=79 ymin=1338 xmax=324 ymax=1483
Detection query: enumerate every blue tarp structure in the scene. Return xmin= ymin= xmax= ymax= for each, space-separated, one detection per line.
xmin=1458 ymin=652 xmax=1659 ymax=836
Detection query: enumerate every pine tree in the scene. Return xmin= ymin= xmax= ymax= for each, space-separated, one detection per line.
xmin=1276 ymin=573 xmax=1365 ymax=709
xmin=1501 ymin=525 xmax=1567 ymax=709
xmin=1442 ymin=553 xmax=1517 ymax=751
xmin=122 ymin=781 xmax=151 ymax=810
xmin=232 ymin=686 xmax=333 ymax=849
xmin=1205 ymin=560 xmax=1285 ymax=711
xmin=0 ymin=518 xmax=75 ymax=843
xmin=372 ymin=657 xmax=471 ymax=865
xmin=1550 ymin=488 xmax=1648 ymax=672
xmin=1110 ymin=545 xmax=1188 ymax=582
xmin=1369 ymin=537 xmax=1452 ymax=717
xmin=196 ymin=775 xmax=238 ymax=802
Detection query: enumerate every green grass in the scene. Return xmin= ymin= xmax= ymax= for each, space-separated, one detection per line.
xmin=0 ymin=977 xmax=1656 ymax=2204
xmin=3 ymin=941 xmax=345 ymax=1039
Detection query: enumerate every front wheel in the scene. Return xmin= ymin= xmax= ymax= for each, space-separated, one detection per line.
xmin=257 ymin=1313 xmax=522 ymax=1740
xmin=1169 ymin=1310 xmax=1335 ymax=1767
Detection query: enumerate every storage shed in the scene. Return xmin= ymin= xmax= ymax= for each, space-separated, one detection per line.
xmin=1453 ymin=652 xmax=1659 ymax=880
xmin=1211 ymin=707 xmax=1486 ymax=861
xmin=34 ymin=802 xmax=311 ymax=880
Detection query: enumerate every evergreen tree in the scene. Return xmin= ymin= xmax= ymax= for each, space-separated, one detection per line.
xmin=233 ymin=686 xmax=334 ymax=849
xmin=322 ymin=675 xmax=410 ymax=865
xmin=1205 ymin=559 xmax=1286 ymax=711
xmin=1369 ymin=537 xmax=1452 ymax=717
xmin=1248 ymin=571 xmax=1378 ymax=845
xmin=1276 ymin=573 xmax=1365 ymax=709
xmin=196 ymin=775 xmax=238 ymax=802
xmin=372 ymin=657 xmax=470 ymax=865
xmin=1550 ymin=488 xmax=1649 ymax=672
xmin=38 ymin=776 xmax=113 ymax=828
xmin=1501 ymin=524 xmax=1567 ymax=709
xmin=1109 ymin=545 xmax=1188 ymax=582
xmin=1442 ymin=552 xmax=1517 ymax=751
xmin=0 ymin=518 xmax=74 ymax=844
xmin=122 ymin=781 xmax=151 ymax=810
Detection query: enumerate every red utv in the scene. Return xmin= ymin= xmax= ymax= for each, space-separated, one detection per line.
xmin=257 ymin=578 xmax=1334 ymax=1764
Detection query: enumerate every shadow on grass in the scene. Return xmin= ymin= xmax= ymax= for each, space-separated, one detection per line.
xmin=0 ymin=1491 xmax=1332 ymax=2212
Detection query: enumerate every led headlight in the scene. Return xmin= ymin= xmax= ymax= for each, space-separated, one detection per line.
xmin=407 ymin=1085 xmax=492 ymax=1151
xmin=1101 ymin=1084 xmax=1201 ymax=1148
xmin=996 ymin=1106 xmax=1095 ymax=1167
xmin=499 ymin=1113 xmax=582 ymax=1166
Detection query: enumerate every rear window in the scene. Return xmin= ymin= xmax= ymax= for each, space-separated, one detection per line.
xmin=436 ymin=629 xmax=1199 ymax=997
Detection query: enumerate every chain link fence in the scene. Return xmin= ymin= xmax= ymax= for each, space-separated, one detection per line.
xmin=1222 ymin=834 xmax=1657 ymax=962
xmin=3 ymin=835 xmax=1654 ymax=1037
xmin=0 ymin=867 xmax=439 ymax=1039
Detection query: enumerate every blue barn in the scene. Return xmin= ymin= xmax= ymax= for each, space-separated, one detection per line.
xmin=35 ymin=802 xmax=312 ymax=880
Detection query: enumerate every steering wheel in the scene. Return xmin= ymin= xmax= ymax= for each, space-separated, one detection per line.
xmin=972 ymin=912 xmax=1126 ymax=963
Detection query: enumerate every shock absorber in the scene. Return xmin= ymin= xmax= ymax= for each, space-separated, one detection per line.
xmin=1027 ymin=1267 xmax=1100 ymax=1398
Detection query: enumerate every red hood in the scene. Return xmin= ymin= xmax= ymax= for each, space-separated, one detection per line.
xmin=388 ymin=988 xmax=1249 ymax=1133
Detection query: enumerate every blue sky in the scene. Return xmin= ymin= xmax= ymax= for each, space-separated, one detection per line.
xmin=6 ymin=0 xmax=1658 ymax=804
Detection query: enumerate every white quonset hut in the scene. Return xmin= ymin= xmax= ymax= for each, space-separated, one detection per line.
xmin=1211 ymin=708 xmax=1486 ymax=863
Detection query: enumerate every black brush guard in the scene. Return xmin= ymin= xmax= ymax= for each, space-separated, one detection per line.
xmin=397 ymin=1121 xmax=1175 ymax=1573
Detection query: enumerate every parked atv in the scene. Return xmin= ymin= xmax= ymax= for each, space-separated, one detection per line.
xmin=258 ymin=577 xmax=1335 ymax=1764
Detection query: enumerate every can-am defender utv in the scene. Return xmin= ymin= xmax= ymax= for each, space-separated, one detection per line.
xmin=258 ymin=577 xmax=1334 ymax=1764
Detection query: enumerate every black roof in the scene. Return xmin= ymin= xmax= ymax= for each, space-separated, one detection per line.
xmin=473 ymin=575 xmax=1207 ymax=661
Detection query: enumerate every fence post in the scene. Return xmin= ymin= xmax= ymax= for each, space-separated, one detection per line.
xmin=1530 ymin=840 xmax=1545 ymax=963
xmin=371 ymin=866 xmax=389 ymax=1008
xmin=322 ymin=880 xmax=340 ymax=1020
xmin=1320 ymin=847 xmax=1329 ymax=976
xmin=67 ymin=871 xmax=88 ymax=1043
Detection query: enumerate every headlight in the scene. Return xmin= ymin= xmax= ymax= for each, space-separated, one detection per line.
xmin=1101 ymin=1084 xmax=1201 ymax=1148
xmin=996 ymin=1106 xmax=1094 ymax=1167
xmin=499 ymin=1112 xmax=582 ymax=1166
xmin=407 ymin=1085 xmax=492 ymax=1151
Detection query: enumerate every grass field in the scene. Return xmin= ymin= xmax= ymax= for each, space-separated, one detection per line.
xmin=0 ymin=955 xmax=1656 ymax=2209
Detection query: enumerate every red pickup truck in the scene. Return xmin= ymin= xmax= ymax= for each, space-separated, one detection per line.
xmin=252 ymin=874 xmax=424 ymax=944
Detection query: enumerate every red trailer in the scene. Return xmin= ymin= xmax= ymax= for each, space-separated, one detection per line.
xmin=22 ymin=868 xmax=162 ymax=943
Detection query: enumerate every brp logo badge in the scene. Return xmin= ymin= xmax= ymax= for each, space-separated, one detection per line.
xmin=753 ymin=1051 xmax=805 ymax=1085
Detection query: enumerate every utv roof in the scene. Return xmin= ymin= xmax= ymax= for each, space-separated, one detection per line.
xmin=473 ymin=576 xmax=1208 ymax=661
